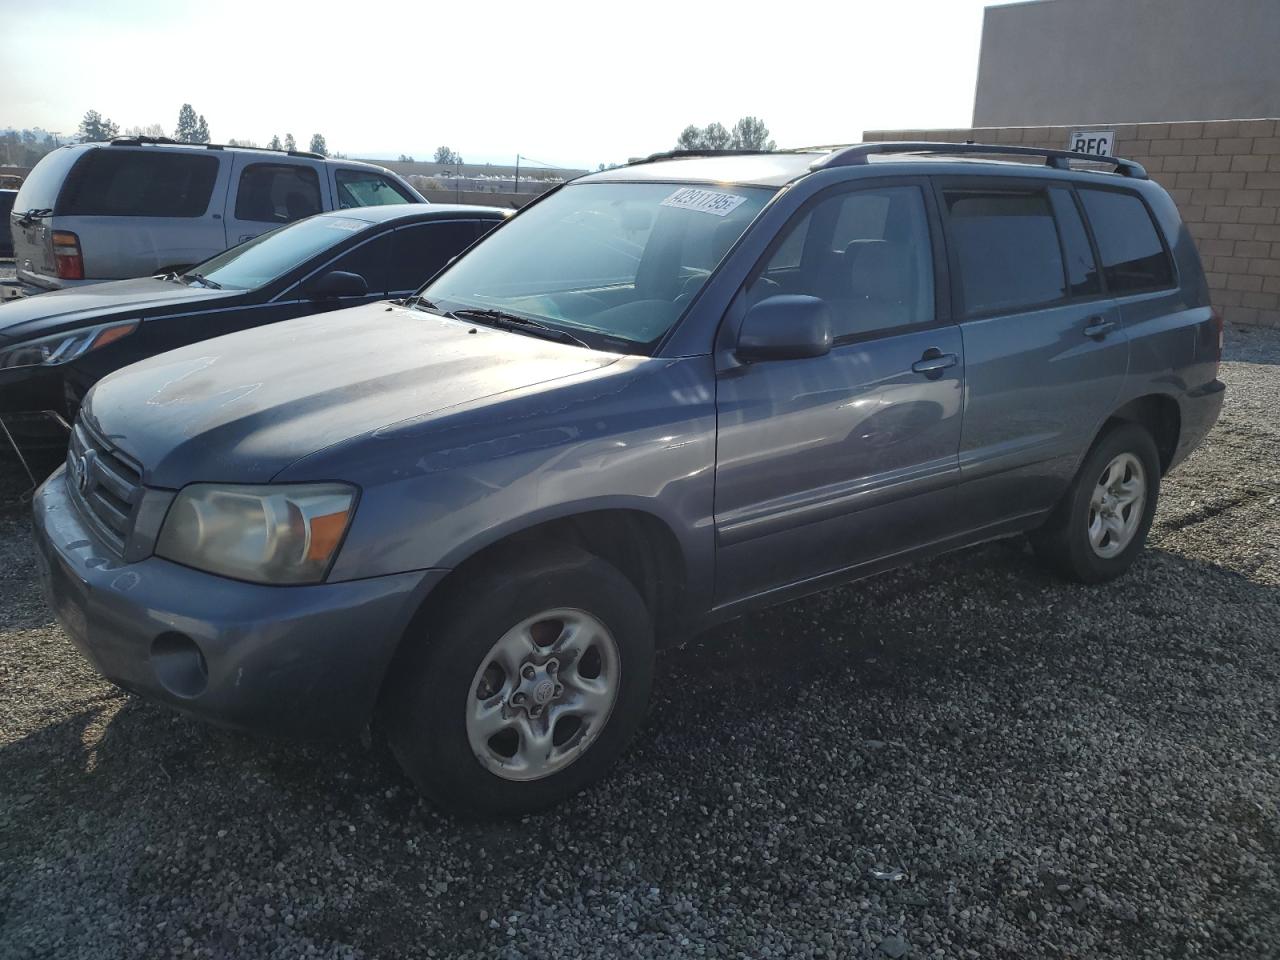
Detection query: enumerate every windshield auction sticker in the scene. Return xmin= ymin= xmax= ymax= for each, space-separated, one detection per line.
xmin=660 ymin=187 xmax=747 ymax=217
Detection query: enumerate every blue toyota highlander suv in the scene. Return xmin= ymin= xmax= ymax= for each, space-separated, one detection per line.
xmin=32 ymin=143 xmax=1225 ymax=814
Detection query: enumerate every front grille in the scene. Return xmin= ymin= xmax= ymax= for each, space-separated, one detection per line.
xmin=66 ymin=418 xmax=143 ymax=554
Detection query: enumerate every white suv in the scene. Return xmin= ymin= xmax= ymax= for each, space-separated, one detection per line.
xmin=9 ymin=137 xmax=426 ymax=292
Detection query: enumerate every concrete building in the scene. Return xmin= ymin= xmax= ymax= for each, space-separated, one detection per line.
xmin=973 ymin=0 xmax=1280 ymax=127
xmin=867 ymin=0 xmax=1280 ymax=328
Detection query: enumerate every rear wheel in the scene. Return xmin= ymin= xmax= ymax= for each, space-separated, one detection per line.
xmin=382 ymin=545 xmax=654 ymax=815
xmin=1031 ymin=422 xmax=1161 ymax=583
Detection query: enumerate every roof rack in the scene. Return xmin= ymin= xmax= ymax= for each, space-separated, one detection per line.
xmin=812 ymin=141 xmax=1148 ymax=179
xmin=107 ymin=135 xmax=325 ymax=161
xmin=626 ymin=148 xmax=779 ymax=167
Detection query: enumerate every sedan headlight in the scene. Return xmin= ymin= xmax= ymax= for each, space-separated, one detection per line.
xmin=0 ymin=320 xmax=139 ymax=370
xmin=156 ymin=483 xmax=357 ymax=585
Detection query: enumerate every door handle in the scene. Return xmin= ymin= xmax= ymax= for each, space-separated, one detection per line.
xmin=1083 ymin=317 xmax=1116 ymax=339
xmin=911 ymin=350 xmax=958 ymax=378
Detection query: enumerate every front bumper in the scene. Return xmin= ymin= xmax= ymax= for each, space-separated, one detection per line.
xmin=32 ymin=467 xmax=444 ymax=737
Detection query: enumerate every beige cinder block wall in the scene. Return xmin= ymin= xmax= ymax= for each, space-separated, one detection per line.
xmin=863 ymin=121 xmax=1280 ymax=329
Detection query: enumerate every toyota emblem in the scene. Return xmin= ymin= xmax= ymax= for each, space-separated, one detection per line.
xmin=72 ymin=454 xmax=90 ymax=495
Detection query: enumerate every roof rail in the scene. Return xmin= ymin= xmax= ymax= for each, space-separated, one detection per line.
xmin=812 ymin=141 xmax=1148 ymax=179
xmin=626 ymin=148 xmax=779 ymax=167
xmin=108 ymin=135 xmax=325 ymax=161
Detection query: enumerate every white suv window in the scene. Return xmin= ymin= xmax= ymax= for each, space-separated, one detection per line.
xmin=235 ymin=164 xmax=323 ymax=224
xmin=336 ymin=169 xmax=415 ymax=208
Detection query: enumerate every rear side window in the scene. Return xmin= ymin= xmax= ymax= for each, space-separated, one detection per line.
xmin=235 ymin=164 xmax=322 ymax=223
xmin=336 ymin=169 xmax=415 ymax=208
xmin=1077 ymin=188 xmax=1174 ymax=293
xmin=57 ymin=150 xmax=219 ymax=217
xmin=945 ymin=190 xmax=1065 ymax=315
xmin=387 ymin=220 xmax=482 ymax=293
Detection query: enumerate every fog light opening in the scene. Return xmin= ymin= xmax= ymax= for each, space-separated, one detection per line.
xmin=150 ymin=632 xmax=209 ymax=699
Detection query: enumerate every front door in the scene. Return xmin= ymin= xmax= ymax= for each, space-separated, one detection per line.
xmin=713 ymin=181 xmax=965 ymax=604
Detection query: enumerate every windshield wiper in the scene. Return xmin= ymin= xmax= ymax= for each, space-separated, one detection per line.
xmin=450 ymin=307 xmax=590 ymax=349
xmin=182 ymin=272 xmax=222 ymax=289
xmin=16 ymin=208 xmax=52 ymax=227
xmin=406 ymin=294 xmax=446 ymax=313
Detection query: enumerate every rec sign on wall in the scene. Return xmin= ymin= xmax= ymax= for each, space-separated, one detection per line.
xmin=1068 ymin=130 xmax=1115 ymax=157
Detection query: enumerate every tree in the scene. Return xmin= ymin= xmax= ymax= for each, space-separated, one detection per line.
xmin=702 ymin=122 xmax=732 ymax=150
xmin=433 ymin=146 xmax=463 ymax=166
xmin=283 ymin=133 xmax=296 ymax=152
xmin=268 ymin=134 xmax=282 ymax=151
xmin=194 ymin=115 xmax=210 ymax=144
xmin=730 ymin=116 xmax=775 ymax=151
xmin=124 ymin=123 xmax=166 ymax=138
xmin=398 ymin=154 xmax=415 ymax=162
xmin=78 ymin=110 xmax=119 ymax=143
xmin=227 ymin=138 xmax=259 ymax=148
xmin=676 ymin=125 xmax=705 ymax=150
xmin=174 ymin=103 xmax=199 ymax=143
xmin=674 ymin=117 xmax=776 ymax=152
xmin=309 ymin=133 xmax=328 ymax=156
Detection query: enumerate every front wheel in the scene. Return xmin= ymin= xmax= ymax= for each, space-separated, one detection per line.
xmin=381 ymin=545 xmax=654 ymax=816
xmin=1031 ymin=422 xmax=1161 ymax=583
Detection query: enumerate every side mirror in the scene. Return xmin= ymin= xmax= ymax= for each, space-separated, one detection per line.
xmin=735 ymin=295 xmax=833 ymax=362
xmin=305 ymin=270 xmax=368 ymax=299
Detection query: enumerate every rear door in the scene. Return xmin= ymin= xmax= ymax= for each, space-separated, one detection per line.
xmin=940 ymin=178 xmax=1130 ymax=530
xmin=713 ymin=179 xmax=965 ymax=603
xmin=224 ymin=157 xmax=327 ymax=246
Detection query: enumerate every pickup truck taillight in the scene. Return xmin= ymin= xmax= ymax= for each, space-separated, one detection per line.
xmin=1210 ymin=306 xmax=1224 ymax=366
xmin=52 ymin=231 xmax=84 ymax=281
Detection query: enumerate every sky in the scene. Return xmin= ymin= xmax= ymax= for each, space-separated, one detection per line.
xmin=0 ymin=0 xmax=1019 ymax=169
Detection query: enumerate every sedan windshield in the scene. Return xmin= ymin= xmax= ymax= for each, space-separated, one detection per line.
xmin=189 ymin=216 xmax=370 ymax=290
xmin=422 ymin=181 xmax=774 ymax=352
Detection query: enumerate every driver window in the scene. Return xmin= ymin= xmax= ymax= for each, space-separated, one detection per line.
xmin=747 ymin=186 xmax=935 ymax=339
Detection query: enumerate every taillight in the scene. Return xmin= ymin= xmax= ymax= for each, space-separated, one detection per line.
xmin=52 ymin=230 xmax=84 ymax=281
xmin=1210 ymin=306 xmax=1224 ymax=363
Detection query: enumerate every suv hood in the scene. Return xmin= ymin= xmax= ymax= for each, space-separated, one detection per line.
xmin=0 ymin=277 xmax=232 ymax=344
xmin=83 ymin=301 xmax=621 ymax=487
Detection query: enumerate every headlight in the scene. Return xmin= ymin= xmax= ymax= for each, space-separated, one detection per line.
xmin=156 ymin=483 xmax=357 ymax=585
xmin=0 ymin=320 xmax=139 ymax=370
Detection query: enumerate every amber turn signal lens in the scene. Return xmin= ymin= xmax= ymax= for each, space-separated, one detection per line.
xmin=90 ymin=321 xmax=140 ymax=351
xmin=306 ymin=510 xmax=351 ymax=564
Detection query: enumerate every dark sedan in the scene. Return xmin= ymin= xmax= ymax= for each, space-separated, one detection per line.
xmin=0 ymin=203 xmax=506 ymax=419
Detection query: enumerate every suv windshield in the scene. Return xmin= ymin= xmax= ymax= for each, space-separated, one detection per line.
xmin=191 ymin=215 xmax=370 ymax=290
xmin=422 ymin=181 xmax=774 ymax=352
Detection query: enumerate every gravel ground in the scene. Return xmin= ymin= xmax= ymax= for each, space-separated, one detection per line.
xmin=1 ymin=328 xmax=1277 ymax=960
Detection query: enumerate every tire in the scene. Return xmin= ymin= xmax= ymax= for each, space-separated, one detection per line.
xmin=381 ymin=544 xmax=654 ymax=816
xmin=1031 ymin=421 xmax=1161 ymax=584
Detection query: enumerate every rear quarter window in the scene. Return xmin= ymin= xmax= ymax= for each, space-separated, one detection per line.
xmin=57 ymin=149 xmax=220 ymax=217
xmin=1077 ymin=188 xmax=1174 ymax=294
xmin=14 ymin=147 xmax=90 ymax=212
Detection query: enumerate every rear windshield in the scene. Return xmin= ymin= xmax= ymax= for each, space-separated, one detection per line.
xmin=12 ymin=146 xmax=84 ymax=213
xmin=56 ymin=149 xmax=220 ymax=218
xmin=423 ymin=181 xmax=774 ymax=352
xmin=191 ymin=215 xmax=371 ymax=290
